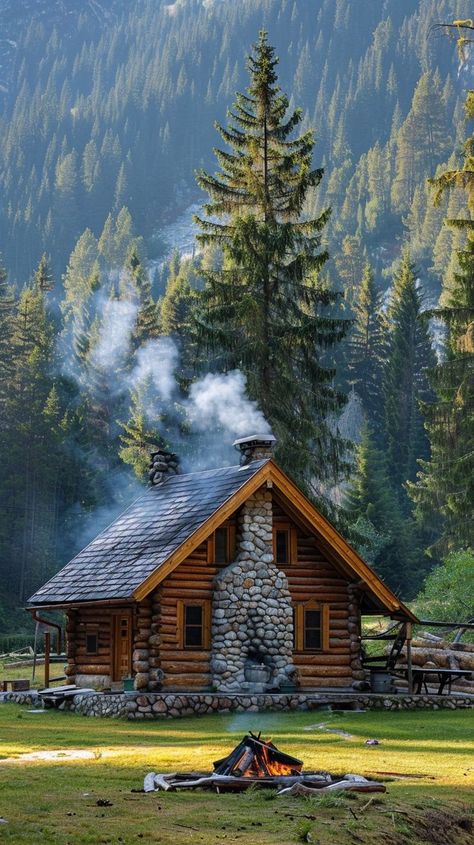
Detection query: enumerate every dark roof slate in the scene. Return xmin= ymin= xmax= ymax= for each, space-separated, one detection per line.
xmin=28 ymin=461 xmax=266 ymax=606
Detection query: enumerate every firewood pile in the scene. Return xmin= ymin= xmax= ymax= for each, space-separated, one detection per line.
xmin=396 ymin=631 xmax=474 ymax=693
xmin=143 ymin=733 xmax=386 ymax=795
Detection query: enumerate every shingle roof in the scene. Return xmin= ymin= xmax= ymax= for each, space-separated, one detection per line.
xmin=28 ymin=461 xmax=267 ymax=606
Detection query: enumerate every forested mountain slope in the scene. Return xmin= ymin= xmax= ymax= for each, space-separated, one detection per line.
xmin=0 ymin=0 xmax=471 ymax=287
xmin=1 ymin=1 xmax=473 ymax=627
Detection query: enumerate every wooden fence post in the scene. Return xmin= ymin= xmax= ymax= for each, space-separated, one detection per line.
xmin=44 ymin=632 xmax=50 ymax=690
xmin=406 ymin=622 xmax=413 ymax=694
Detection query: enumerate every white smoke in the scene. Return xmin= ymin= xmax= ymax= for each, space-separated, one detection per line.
xmin=187 ymin=370 xmax=271 ymax=438
xmin=90 ymin=297 xmax=138 ymax=373
xmin=66 ymin=288 xmax=271 ymax=465
xmin=131 ymin=337 xmax=179 ymax=403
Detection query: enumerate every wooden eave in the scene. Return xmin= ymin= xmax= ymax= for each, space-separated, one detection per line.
xmin=133 ymin=460 xmax=417 ymax=623
xmin=27 ymin=598 xmax=133 ymax=611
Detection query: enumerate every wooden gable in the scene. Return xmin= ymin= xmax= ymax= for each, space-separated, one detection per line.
xmin=133 ymin=460 xmax=416 ymax=623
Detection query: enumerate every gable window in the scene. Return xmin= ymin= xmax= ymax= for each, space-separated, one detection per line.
xmin=294 ymin=602 xmax=330 ymax=652
xmin=276 ymin=529 xmax=289 ymax=564
xmin=177 ymin=600 xmax=211 ymax=649
xmin=209 ymin=522 xmax=236 ymax=565
xmin=273 ymin=523 xmax=297 ymax=564
xmin=215 ymin=526 xmax=229 ymax=564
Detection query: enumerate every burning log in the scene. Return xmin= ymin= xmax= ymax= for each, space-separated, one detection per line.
xmin=213 ymin=732 xmax=302 ymax=778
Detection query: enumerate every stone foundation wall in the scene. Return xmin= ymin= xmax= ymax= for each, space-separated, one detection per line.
xmin=2 ymin=690 xmax=472 ymax=717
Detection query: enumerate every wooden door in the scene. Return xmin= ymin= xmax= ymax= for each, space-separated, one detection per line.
xmin=112 ymin=611 xmax=132 ymax=681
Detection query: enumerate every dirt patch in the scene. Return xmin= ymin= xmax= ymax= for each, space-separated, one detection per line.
xmin=1 ymin=749 xmax=106 ymax=764
xmin=408 ymin=808 xmax=473 ymax=845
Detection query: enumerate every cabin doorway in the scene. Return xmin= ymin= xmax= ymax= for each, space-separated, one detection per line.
xmin=112 ymin=611 xmax=132 ymax=681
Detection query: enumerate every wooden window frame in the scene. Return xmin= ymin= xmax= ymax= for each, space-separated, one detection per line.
xmin=207 ymin=521 xmax=236 ymax=565
xmin=294 ymin=601 xmax=330 ymax=652
xmin=272 ymin=521 xmax=298 ymax=565
xmin=177 ymin=599 xmax=211 ymax=650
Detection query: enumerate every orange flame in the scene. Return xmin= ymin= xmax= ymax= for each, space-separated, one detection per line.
xmin=235 ymin=738 xmax=302 ymax=778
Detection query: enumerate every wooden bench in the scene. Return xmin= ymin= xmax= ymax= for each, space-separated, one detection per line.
xmin=0 ymin=679 xmax=30 ymax=692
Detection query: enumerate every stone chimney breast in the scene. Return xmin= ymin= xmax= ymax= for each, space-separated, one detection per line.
xmin=149 ymin=450 xmax=179 ymax=485
xmin=233 ymin=434 xmax=276 ymax=466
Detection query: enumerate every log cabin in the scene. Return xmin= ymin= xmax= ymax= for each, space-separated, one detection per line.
xmin=27 ymin=436 xmax=415 ymax=692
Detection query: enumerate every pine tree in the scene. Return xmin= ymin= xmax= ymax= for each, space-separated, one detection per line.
xmin=125 ymin=244 xmax=159 ymax=347
xmin=5 ymin=280 xmax=56 ymax=600
xmin=334 ymin=234 xmax=366 ymax=311
xmin=345 ymin=426 xmax=425 ymax=597
xmin=0 ymin=255 xmax=16 ymax=420
xmin=33 ymin=254 xmax=54 ymax=292
xmin=410 ymin=91 xmax=474 ymax=553
xmin=119 ymin=377 xmax=165 ymax=480
xmin=384 ymin=251 xmax=436 ymax=501
xmin=61 ymin=229 xmax=100 ymax=324
xmin=194 ymin=31 xmax=350 ymax=491
xmin=392 ymin=72 xmax=451 ymax=214
xmin=160 ymin=258 xmax=198 ymax=338
xmin=347 ymin=262 xmax=386 ymax=433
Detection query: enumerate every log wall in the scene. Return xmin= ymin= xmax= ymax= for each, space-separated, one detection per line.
xmin=67 ymin=606 xmax=114 ymax=684
xmin=153 ymin=540 xmax=215 ymax=689
xmin=280 ymin=532 xmax=357 ymax=688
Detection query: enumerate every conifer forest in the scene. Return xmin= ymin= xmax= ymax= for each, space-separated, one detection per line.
xmin=0 ymin=0 xmax=473 ymax=632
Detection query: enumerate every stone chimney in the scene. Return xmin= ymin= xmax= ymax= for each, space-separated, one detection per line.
xmin=148 ymin=449 xmax=179 ymax=485
xmin=233 ymin=434 xmax=277 ymax=466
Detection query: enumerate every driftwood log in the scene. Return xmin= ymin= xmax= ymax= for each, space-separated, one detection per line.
xmin=277 ymin=781 xmax=386 ymax=797
xmin=398 ymin=647 xmax=474 ymax=670
xmin=144 ymin=772 xmax=385 ymax=794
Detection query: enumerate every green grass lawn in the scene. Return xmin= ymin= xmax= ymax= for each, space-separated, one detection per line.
xmin=0 ymin=659 xmax=65 ymax=688
xmin=0 ymin=705 xmax=472 ymax=844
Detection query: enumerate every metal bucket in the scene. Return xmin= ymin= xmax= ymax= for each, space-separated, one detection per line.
xmin=370 ymin=670 xmax=393 ymax=693
xmin=244 ymin=663 xmax=270 ymax=685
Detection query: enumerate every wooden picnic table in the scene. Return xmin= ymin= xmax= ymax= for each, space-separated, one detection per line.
xmin=407 ymin=667 xmax=472 ymax=695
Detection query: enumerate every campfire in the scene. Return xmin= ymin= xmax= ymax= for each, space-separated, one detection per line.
xmin=213 ymin=732 xmax=303 ymax=778
xmin=143 ymin=733 xmax=386 ymax=796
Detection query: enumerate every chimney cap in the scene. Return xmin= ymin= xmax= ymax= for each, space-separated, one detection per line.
xmin=232 ymin=434 xmax=276 ymax=449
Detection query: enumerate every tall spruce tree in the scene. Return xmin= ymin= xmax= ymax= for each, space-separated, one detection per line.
xmin=384 ymin=251 xmax=436 ymax=505
xmin=347 ymin=262 xmax=386 ymax=434
xmin=124 ymin=244 xmax=160 ymax=347
xmin=5 ymin=274 xmax=56 ymax=601
xmin=345 ymin=425 xmax=422 ymax=597
xmin=194 ymin=31 xmax=349 ymax=491
xmin=0 ymin=255 xmax=15 ymax=420
xmin=119 ymin=377 xmax=165 ymax=479
xmin=410 ymin=90 xmax=474 ymax=554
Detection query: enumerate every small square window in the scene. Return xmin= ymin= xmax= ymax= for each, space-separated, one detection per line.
xmin=86 ymin=633 xmax=98 ymax=654
xmin=184 ymin=604 xmax=203 ymax=648
xmin=304 ymin=610 xmax=321 ymax=650
xmin=295 ymin=603 xmax=329 ymax=652
xmin=178 ymin=600 xmax=211 ymax=650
